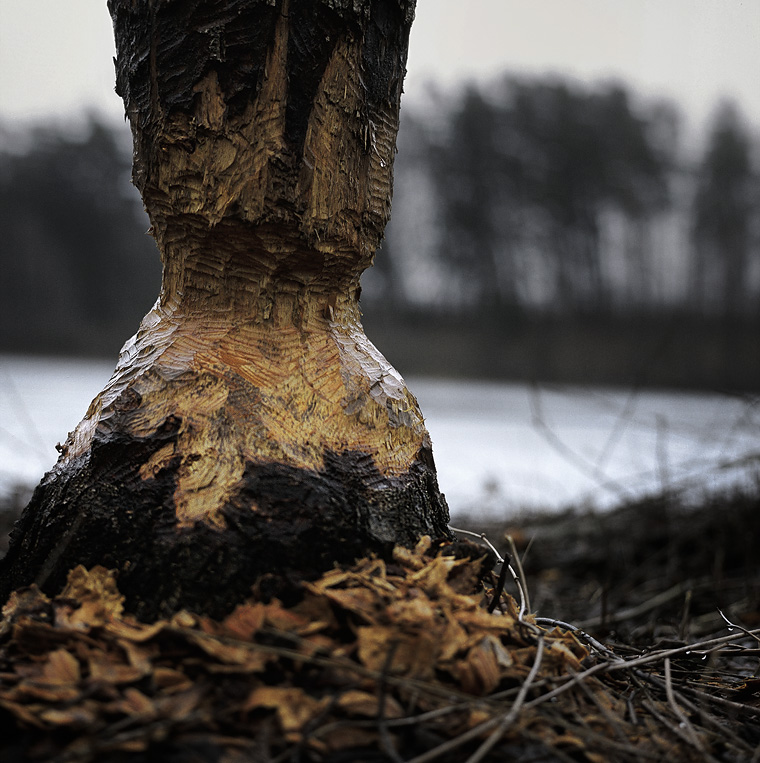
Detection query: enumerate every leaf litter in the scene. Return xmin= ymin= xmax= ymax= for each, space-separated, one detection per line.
xmin=0 ymin=535 xmax=757 ymax=762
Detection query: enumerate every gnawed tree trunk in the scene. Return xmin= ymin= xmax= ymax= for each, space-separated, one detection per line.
xmin=0 ymin=0 xmax=449 ymax=619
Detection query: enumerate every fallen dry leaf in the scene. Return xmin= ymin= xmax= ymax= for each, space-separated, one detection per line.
xmin=42 ymin=648 xmax=81 ymax=685
xmin=221 ymin=602 xmax=267 ymax=640
xmin=356 ymin=625 xmax=438 ymax=679
xmin=104 ymin=618 xmax=165 ymax=643
xmin=452 ymin=637 xmax=504 ymax=695
xmin=39 ymin=703 xmax=98 ymax=728
xmin=0 ymin=698 xmax=47 ymax=728
xmin=245 ymin=686 xmax=328 ymax=733
xmin=186 ymin=631 xmax=270 ymax=670
xmin=88 ymin=653 xmax=146 ymax=685
xmin=385 ymin=589 xmax=438 ymax=627
xmin=337 ymin=689 xmax=404 ymax=719
xmin=120 ymin=687 xmax=157 ymax=718
xmin=57 ymin=565 xmax=124 ymax=629
xmin=1 ymin=585 xmax=50 ymax=623
xmin=320 ymin=725 xmax=381 ymax=752
xmin=152 ymin=666 xmax=193 ymax=693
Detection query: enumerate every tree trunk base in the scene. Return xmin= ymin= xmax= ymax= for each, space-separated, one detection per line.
xmin=0 ymin=431 xmax=448 ymax=620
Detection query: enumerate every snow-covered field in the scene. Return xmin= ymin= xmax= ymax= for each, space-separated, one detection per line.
xmin=2 ymin=354 xmax=758 ymax=520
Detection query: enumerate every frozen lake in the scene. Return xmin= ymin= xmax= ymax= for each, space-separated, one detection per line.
xmin=1 ymin=354 xmax=758 ymax=520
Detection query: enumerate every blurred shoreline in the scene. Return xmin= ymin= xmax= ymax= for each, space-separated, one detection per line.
xmin=364 ymin=309 xmax=760 ymax=392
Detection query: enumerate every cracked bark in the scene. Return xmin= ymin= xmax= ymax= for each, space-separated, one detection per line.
xmin=0 ymin=0 xmax=450 ymax=619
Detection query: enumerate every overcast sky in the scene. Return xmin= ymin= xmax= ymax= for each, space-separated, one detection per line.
xmin=1 ymin=0 xmax=759 ymax=141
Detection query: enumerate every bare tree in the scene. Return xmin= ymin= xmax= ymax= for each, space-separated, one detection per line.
xmin=0 ymin=119 xmax=161 ymax=355
xmin=0 ymin=0 xmax=449 ymax=618
xmin=691 ymin=102 xmax=756 ymax=317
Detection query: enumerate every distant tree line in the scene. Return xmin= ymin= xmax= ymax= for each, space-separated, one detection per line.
xmin=367 ymin=77 xmax=760 ymax=321
xmin=1 ymin=75 xmax=759 ymax=371
xmin=0 ymin=120 xmax=160 ymax=356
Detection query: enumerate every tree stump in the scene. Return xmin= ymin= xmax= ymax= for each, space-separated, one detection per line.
xmin=0 ymin=0 xmax=450 ymax=619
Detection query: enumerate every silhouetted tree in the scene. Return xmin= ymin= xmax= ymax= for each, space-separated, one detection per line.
xmin=691 ymin=103 xmax=758 ymax=317
xmin=0 ymin=118 xmax=160 ymax=354
xmin=422 ymin=78 xmax=671 ymax=313
xmin=509 ymin=80 xmax=670 ymax=311
xmin=429 ymin=86 xmax=522 ymax=308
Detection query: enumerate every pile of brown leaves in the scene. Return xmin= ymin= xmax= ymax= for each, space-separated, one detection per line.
xmin=0 ymin=537 xmax=758 ymax=762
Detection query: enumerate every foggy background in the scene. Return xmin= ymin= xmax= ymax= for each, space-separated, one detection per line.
xmin=2 ymin=81 xmax=759 ymax=387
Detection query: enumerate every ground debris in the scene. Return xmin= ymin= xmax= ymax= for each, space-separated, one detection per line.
xmin=486 ymin=489 xmax=760 ymax=645
xmin=0 ymin=536 xmax=757 ymax=762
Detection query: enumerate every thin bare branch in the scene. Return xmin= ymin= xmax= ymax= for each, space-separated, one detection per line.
xmin=718 ymin=608 xmax=760 ymax=644
xmin=506 ymin=534 xmax=531 ymax=619
xmin=664 ymin=657 xmax=704 ymax=754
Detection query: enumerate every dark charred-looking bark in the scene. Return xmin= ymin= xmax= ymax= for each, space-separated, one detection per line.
xmin=0 ymin=0 xmax=450 ymax=619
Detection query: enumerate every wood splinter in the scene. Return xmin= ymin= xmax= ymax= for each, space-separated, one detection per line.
xmin=0 ymin=0 xmax=450 ymax=618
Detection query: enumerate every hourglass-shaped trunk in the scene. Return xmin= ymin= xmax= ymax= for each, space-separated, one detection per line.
xmin=0 ymin=0 xmax=449 ymax=619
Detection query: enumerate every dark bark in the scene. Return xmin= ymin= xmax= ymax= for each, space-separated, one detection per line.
xmin=0 ymin=0 xmax=450 ymax=619
xmin=0 ymin=438 xmax=446 ymax=620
